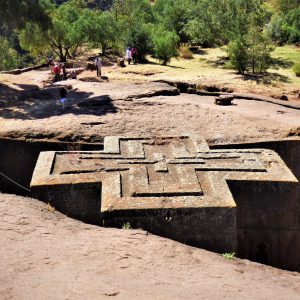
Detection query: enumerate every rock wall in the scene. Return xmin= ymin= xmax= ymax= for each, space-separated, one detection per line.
xmin=212 ymin=139 xmax=300 ymax=271
xmin=0 ymin=138 xmax=102 ymax=196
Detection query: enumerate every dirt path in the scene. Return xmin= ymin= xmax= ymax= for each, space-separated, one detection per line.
xmin=1 ymin=193 xmax=300 ymax=300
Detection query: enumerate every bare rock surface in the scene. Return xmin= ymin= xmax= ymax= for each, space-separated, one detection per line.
xmin=1 ymin=71 xmax=300 ymax=145
xmin=1 ymin=192 xmax=300 ymax=299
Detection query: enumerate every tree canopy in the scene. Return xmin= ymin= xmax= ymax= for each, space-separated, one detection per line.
xmin=0 ymin=0 xmax=298 ymax=70
xmin=0 ymin=0 xmax=51 ymax=31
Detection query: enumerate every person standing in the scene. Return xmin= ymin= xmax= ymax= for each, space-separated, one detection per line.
xmin=61 ymin=63 xmax=67 ymax=80
xmin=131 ymin=47 xmax=137 ymax=64
xmin=47 ymin=55 xmax=54 ymax=73
xmin=59 ymin=87 xmax=67 ymax=110
xmin=126 ymin=47 xmax=132 ymax=65
xmin=95 ymin=57 xmax=102 ymax=77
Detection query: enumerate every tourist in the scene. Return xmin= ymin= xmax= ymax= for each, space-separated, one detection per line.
xmin=61 ymin=63 xmax=67 ymax=80
xmin=69 ymin=70 xmax=77 ymax=79
xmin=47 ymin=55 xmax=54 ymax=74
xmin=46 ymin=55 xmax=53 ymax=67
xmin=59 ymin=87 xmax=68 ymax=110
xmin=125 ymin=47 xmax=132 ymax=65
xmin=131 ymin=47 xmax=138 ymax=64
xmin=53 ymin=63 xmax=61 ymax=82
xmin=95 ymin=57 xmax=102 ymax=77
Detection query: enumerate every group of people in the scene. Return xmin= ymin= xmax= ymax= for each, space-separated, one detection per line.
xmin=47 ymin=55 xmax=77 ymax=82
xmin=125 ymin=47 xmax=138 ymax=65
xmin=46 ymin=55 xmax=77 ymax=111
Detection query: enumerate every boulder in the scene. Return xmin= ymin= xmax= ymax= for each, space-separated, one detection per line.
xmin=215 ymin=95 xmax=234 ymax=106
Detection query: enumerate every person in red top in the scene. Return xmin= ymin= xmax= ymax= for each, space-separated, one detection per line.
xmin=53 ymin=63 xmax=61 ymax=82
xmin=53 ymin=63 xmax=60 ymax=74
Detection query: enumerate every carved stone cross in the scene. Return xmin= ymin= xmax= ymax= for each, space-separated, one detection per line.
xmin=31 ymin=135 xmax=298 ymax=253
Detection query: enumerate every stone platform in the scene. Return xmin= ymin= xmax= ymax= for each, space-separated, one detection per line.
xmin=31 ymin=135 xmax=299 ymax=262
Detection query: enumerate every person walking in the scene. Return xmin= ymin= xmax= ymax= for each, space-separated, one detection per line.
xmin=59 ymin=87 xmax=67 ymax=110
xmin=95 ymin=57 xmax=102 ymax=77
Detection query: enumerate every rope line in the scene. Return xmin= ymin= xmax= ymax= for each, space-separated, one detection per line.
xmin=0 ymin=170 xmax=31 ymax=193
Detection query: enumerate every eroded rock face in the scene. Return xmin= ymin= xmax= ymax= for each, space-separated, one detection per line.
xmin=30 ymin=135 xmax=300 ymax=270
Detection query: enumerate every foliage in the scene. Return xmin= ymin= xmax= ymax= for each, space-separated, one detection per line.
xmin=227 ymin=25 xmax=274 ymax=74
xmin=0 ymin=0 xmax=51 ymax=31
xmin=1 ymin=0 xmax=298 ymax=70
xmin=19 ymin=0 xmax=89 ymax=62
xmin=153 ymin=30 xmax=179 ymax=65
xmin=78 ymin=10 xmax=119 ymax=54
xmin=247 ymin=26 xmax=275 ymax=73
xmin=267 ymin=1 xmax=300 ymax=44
xmin=226 ymin=37 xmax=249 ymax=74
xmin=153 ymin=0 xmax=193 ymax=43
xmin=185 ymin=0 xmax=271 ymax=47
xmin=294 ymin=63 xmax=300 ymax=77
xmin=122 ymin=222 xmax=131 ymax=230
xmin=222 ymin=252 xmax=236 ymax=259
xmin=112 ymin=0 xmax=154 ymax=24
xmin=0 ymin=37 xmax=20 ymax=71
xmin=185 ymin=0 xmax=234 ymax=46
xmin=126 ymin=22 xmax=153 ymax=62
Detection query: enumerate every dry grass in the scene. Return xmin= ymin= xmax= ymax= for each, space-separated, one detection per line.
xmin=103 ymin=46 xmax=299 ymax=100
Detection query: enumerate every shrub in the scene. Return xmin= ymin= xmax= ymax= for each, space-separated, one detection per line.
xmin=122 ymin=222 xmax=131 ymax=230
xmin=222 ymin=252 xmax=236 ymax=259
xmin=179 ymin=45 xmax=194 ymax=59
xmin=226 ymin=37 xmax=248 ymax=74
xmin=226 ymin=29 xmax=274 ymax=74
xmin=294 ymin=62 xmax=300 ymax=77
xmin=153 ymin=31 xmax=180 ymax=65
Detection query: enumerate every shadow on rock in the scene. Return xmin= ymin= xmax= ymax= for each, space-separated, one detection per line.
xmin=0 ymin=85 xmax=118 ymax=120
xmin=240 ymin=72 xmax=292 ymax=84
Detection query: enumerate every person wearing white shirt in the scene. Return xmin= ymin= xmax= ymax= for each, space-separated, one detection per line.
xmin=95 ymin=57 xmax=102 ymax=77
xmin=125 ymin=48 xmax=132 ymax=65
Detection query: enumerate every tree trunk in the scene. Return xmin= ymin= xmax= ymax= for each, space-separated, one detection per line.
xmin=58 ymin=46 xmax=66 ymax=62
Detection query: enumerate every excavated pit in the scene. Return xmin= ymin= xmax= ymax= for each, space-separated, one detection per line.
xmin=1 ymin=135 xmax=300 ymax=272
xmin=0 ymin=137 xmax=103 ymax=196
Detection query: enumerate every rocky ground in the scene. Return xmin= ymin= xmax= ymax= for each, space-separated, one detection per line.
xmin=1 ymin=193 xmax=300 ymax=300
xmin=0 ymin=69 xmax=300 ymax=145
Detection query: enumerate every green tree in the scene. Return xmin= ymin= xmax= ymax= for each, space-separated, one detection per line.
xmin=78 ymin=10 xmax=119 ymax=55
xmin=227 ymin=28 xmax=274 ymax=74
xmin=112 ymin=0 xmax=154 ymax=24
xmin=247 ymin=27 xmax=274 ymax=73
xmin=126 ymin=22 xmax=153 ymax=62
xmin=226 ymin=37 xmax=249 ymax=74
xmin=19 ymin=0 xmax=88 ymax=62
xmin=0 ymin=37 xmax=20 ymax=71
xmin=185 ymin=0 xmax=271 ymax=47
xmin=153 ymin=0 xmax=193 ymax=43
xmin=153 ymin=29 xmax=179 ymax=65
xmin=0 ymin=0 xmax=50 ymax=31
xmin=267 ymin=3 xmax=300 ymax=44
